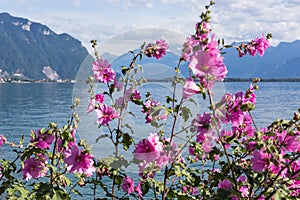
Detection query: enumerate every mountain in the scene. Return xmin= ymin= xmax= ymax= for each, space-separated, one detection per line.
xmin=0 ymin=12 xmax=89 ymax=80
xmin=223 ymin=40 xmax=300 ymax=78
xmin=101 ymin=39 xmax=300 ymax=80
xmin=1 ymin=12 xmax=299 ymax=80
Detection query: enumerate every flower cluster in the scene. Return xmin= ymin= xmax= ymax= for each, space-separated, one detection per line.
xmin=144 ymin=39 xmax=169 ymax=60
xmin=181 ymin=19 xmax=228 ymax=91
xmin=92 ymin=58 xmax=116 ymax=83
xmin=30 ymin=129 xmax=54 ymax=149
xmin=133 ymin=133 xmax=177 ymax=177
xmin=237 ymin=33 xmax=271 ymax=57
xmin=22 ymin=154 xmax=48 ymax=181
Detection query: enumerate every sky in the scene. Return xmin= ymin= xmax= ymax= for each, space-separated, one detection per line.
xmin=1 ymin=0 xmax=300 ymax=54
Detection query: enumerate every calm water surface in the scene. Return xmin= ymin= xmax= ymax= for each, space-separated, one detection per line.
xmin=0 ymin=81 xmax=300 ymax=198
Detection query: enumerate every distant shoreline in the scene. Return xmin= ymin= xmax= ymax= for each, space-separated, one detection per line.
xmin=223 ymin=78 xmax=300 ymax=82
xmin=2 ymin=78 xmax=300 ymax=83
xmin=147 ymin=78 xmax=300 ymax=82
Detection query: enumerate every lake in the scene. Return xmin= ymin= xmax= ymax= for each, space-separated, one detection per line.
xmin=1 ymin=81 xmax=300 ymax=197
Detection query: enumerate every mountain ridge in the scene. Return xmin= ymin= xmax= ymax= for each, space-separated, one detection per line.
xmin=1 ymin=12 xmax=300 ymax=81
xmin=0 ymin=12 xmax=89 ymax=80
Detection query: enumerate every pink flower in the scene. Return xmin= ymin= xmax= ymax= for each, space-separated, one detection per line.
xmin=251 ymin=149 xmax=271 ymax=172
xmin=87 ymin=99 xmax=96 ymax=113
xmin=182 ymin=77 xmax=201 ymax=99
xmin=64 ymin=144 xmax=95 ymax=177
xmin=95 ymin=93 xmax=104 ymax=103
xmin=142 ymin=99 xmax=161 ymax=123
xmin=202 ymin=140 xmax=213 ymax=153
xmin=30 ymin=129 xmax=54 ymax=149
xmin=192 ymin=112 xmax=212 ymax=134
xmin=255 ymin=34 xmax=271 ymax=56
xmin=56 ymin=129 xmax=77 ymax=152
xmin=131 ymin=88 xmax=141 ymax=100
xmin=181 ymin=36 xmax=199 ymax=61
xmin=247 ymin=34 xmax=271 ymax=57
xmin=188 ymin=49 xmax=227 ymax=88
xmin=134 ymin=133 xmax=163 ymax=163
xmin=182 ymin=185 xmax=187 ymax=193
xmin=277 ymin=130 xmax=300 ymax=153
xmin=135 ymin=181 xmax=143 ymax=197
xmin=144 ymin=39 xmax=169 ymax=60
xmin=237 ymin=175 xmax=247 ymax=182
xmin=92 ymin=58 xmax=116 ymax=83
xmin=182 ymin=185 xmax=198 ymax=194
xmin=240 ymin=186 xmax=249 ymax=197
xmin=0 ymin=135 xmax=6 ymax=146
xmin=195 ymin=21 xmax=211 ymax=39
xmin=22 ymin=157 xmax=48 ymax=180
xmin=114 ymin=79 xmax=123 ymax=91
xmin=218 ymin=179 xmax=232 ymax=189
xmin=287 ymin=180 xmax=300 ymax=197
xmin=189 ymin=147 xmax=195 ymax=156
xmin=121 ymin=176 xmax=134 ymax=194
xmin=96 ymin=104 xmax=119 ymax=126
xmin=92 ymin=57 xmax=110 ymax=72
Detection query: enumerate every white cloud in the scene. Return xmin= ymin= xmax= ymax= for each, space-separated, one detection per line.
xmin=72 ymin=0 xmax=80 ymax=7
xmin=2 ymin=0 xmax=300 ymax=52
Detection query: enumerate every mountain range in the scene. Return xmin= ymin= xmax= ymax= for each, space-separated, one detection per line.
xmin=0 ymin=12 xmax=89 ymax=81
xmin=0 ymin=12 xmax=300 ymax=81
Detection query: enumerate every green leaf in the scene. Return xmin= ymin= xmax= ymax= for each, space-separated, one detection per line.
xmin=19 ymin=134 xmax=24 ymax=145
xmin=181 ymin=106 xmax=192 ymax=122
xmin=51 ymin=187 xmax=71 ymax=200
xmin=121 ymin=133 xmax=134 ymax=150
xmin=7 ymin=183 xmax=30 ymax=200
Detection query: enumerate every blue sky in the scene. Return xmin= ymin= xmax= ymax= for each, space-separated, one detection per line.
xmin=1 ymin=0 xmax=300 ymax=53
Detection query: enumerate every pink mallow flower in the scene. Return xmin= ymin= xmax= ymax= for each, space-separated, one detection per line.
xmin=218 ymin=179 xmax=232 ymax=189
xmin=251 ymin=148 xmax=272 ymax=172
xmin=133 ymin=133 xmax=163 ymax=163
xmin=247 ymin=34 xmax=271 ymax=57
xmin=92 ymin=58 xmax=116 ymax=83
xmin=182 ymin=77 xmax=201 ymax=99
xmin=64 ymin=144 xmax=95 ymax=177
xmin=277 ymin=130 xmax=300 ymax=153
xmin=189 ymin=49 xmax=227 ymax=87
xmin=144 ymin=39 xmax=169 ymax=60
xmin=22 ymin=157 xmax=48 ymax=180
xmin=121 ymin=176 xmax=135 ymax=194
xmin=192 ymin=112 xmax=212 ymax=134
xmin=96 ymin=104 xmax=119 ymax=126
xmin=0 ymin=135 xmax=6 ymax=146
xmin=254 ymin=34 xmax=271 ymax=56
xmin=135 ymin=181 xmax=143 ymax=197
xmin=30 ymin=129 xmax=54 ymax=149
xmin=131 ymin=88 xmax=141 ymax=100
xmin=95 ymin=93 xmax=105 ymax=103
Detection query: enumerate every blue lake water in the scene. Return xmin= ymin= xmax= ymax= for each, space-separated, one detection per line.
xmin=0 ymin=81 xmax=300 ymax=198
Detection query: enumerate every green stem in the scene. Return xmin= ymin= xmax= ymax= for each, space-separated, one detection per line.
xmin=162 ymin=61 xmax=183 ymax=200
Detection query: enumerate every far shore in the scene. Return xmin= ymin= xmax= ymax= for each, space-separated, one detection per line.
xmin=2 ymin=77 xmax=300 ymax=83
